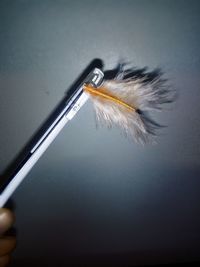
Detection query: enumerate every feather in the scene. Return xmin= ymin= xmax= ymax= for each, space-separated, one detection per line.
xmin=83 ymin=64 xmax=173 ymax=144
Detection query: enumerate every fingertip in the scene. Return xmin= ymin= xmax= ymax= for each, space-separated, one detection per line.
xmin=0 ymin=209 xmax=15 ymax=235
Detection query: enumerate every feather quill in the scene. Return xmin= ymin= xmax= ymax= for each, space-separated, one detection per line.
xmin=83 ymin=64 xmax=173 ymax=144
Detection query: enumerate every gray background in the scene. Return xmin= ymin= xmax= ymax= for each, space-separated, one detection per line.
xmin=0 ymin=0 xmax=200 ymax=266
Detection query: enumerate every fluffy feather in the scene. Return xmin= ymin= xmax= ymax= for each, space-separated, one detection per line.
xmin=84 ymin=64 xmax=173 ymax=144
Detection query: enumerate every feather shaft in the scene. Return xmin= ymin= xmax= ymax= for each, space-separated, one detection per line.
xmin=83 ymin=84 xmax=136 ymax=112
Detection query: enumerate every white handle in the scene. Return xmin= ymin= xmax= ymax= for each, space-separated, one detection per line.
xmin=0 ymin=115 xmax=69 ymax=208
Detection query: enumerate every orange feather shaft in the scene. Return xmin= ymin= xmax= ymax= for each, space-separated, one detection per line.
xmin=83 ymin=84 xmax=136 ymax=112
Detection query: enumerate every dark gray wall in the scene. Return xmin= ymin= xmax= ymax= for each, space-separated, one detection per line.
xmin=0 ymin=0 xmax=200 ymax=266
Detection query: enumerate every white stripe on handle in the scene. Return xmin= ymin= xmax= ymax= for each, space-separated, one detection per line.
xmin=0 ymin=115 xmax=69 ymax=208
